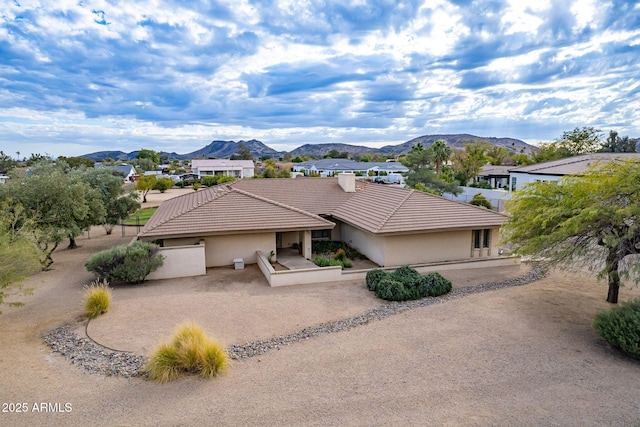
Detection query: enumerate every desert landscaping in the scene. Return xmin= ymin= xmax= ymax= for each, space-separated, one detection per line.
xmin=0 ymin=189 xmax=639 ymax=426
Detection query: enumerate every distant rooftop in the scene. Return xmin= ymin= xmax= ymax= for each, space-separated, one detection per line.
xmin=509 ymin=153 xmax=640 ymax=176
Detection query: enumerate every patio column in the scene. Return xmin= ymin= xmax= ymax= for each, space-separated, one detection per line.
xmin=302 ymin=230 xmax=312 ymax=260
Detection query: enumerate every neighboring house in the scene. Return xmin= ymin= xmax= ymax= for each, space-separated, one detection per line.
xmin=191 ymin=159 xmax=255 ymax=179
xmin=508 ymin=153 xmax=640 ymax=191
xmin=137 ymin=174 xmax=507 ymax=271
xmin=476 ymin=165 xmax=511 ymax=189
xmin=95 ymin=163 xmax=137 ymax=183
xmin=0 ymin=174 xmax=8 ymax=184
xmin=292 ymin=159 xmax=408 ymax=177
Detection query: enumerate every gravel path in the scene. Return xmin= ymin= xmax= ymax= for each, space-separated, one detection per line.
xmin=43 ymin=265 xmax=545 ymax=377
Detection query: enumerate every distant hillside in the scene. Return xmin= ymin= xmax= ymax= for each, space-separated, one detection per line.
xmin=289 ymin=143 xmax=378 ymax=158
xmin=81 ymin=134 xmax=536 ymax=161
xmin=378 ymin=134 xmax=535 ymax=155
xmin=82 ymin=139 xmax=281 ymax=161
xmin=185 ymin=139 xmax=281 ymax=159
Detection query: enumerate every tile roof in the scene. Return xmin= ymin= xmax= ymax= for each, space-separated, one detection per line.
xmin=138 ymin=184 xmax=334 ymax=238
xmin=331 ymin=183 xmax=507 ymax=234
xmin=231 ymin=177 xmax=365 ymax=215
xmin=509 ymin=153 xmax=640 ymax=176
xmin=139 ymin=176 xmax=508 ymax=239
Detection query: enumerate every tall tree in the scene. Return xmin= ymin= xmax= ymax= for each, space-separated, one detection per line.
xmin=431 ymin=140 xmax=452 ymax=175
xmin=406 ymin=168 xmax=461 ymax=195
xmin=0 ymin=151 xmax=17 ymax=174
xmin=599 ymin=130 xmax=636 ymax=153
xmin=135 ymin=175 xmax=157 ymax=203
xmin=485 ymin=145 xmax=510 ymax=165
xmin=450 ymin=143 xmax=488 ymax=185
xmin=2 ymin=162 xmax=104 ymax=265
xmin=502 ymin=158 xmax=640 ymax=303
xmin=74 ymin=168 xmax=140 ymax=235
xmin=0 ymin=199 xmax=40 ymax=313
xmin=136 ymin=149 xmax=160 ymax=168
xmin=402 ymin=143 xmax=434 ymax=170
xmin=557 ymin=126 xmax=602 ymax=155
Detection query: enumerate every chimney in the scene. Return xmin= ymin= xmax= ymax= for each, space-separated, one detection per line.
xmin=338 ymin=173 xmax=356 ymax=192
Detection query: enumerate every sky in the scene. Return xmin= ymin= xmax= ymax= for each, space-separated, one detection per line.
xmin=1 ymin=0 xmax=639 ymax=158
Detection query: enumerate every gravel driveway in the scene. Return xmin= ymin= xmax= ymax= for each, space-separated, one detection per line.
xmin=1 ymin=227 xmax=639 ymax=426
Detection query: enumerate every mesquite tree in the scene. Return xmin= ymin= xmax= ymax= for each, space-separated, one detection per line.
xmin=502 ymin=158 xmax=640 ymax=303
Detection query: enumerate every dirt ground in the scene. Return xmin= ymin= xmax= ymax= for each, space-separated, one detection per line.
xmin=1 ymin=190 xmax=639 ymax=426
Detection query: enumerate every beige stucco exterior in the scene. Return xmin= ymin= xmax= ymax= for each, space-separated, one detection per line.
xmin=146 ymin=241 xmax=207 ymax=280
xmin=340 ymin=223 xmax=386 ymax=266
xmin=204 ymin=233 xmax=275 ymax=267
xmin=340 ymin=223 xmax=501 ymax=267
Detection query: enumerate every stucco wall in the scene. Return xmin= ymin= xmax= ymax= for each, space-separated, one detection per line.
xmin=257 ymin=251 xmax=343 ymax=287
xmin=204 ymin=233 xmax=275 ymax=267
xmin=146 ymin=242 xmax=206 ymax=280
xmin=340 ymin=223 xmax=386 ymax=266
xmin=383 ymin=230 xmax=472 ymax=266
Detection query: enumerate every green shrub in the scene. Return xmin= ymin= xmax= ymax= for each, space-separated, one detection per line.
xmin=192 ymin=183 xmax=201 ymax=191
xmin=314 ymin=257 xmax=343 ymax=267
xmin=376 ymin=277 xmax=407 ymax=301
xmin=422 ymin=272 xmax=453 ymax=297
xmin=83 ymin=279 xmax=112 ymax=318
xmin=341 ymin=259 xmax=353 ymax=269
xmin=85 ymin=241 xmax=164 ymax=284
xmin=153 ymin=177 xmax=174 ymax=193
xmin=366 ymin=266 xmax=452 ymax=301
xmin=366 ymin=269 xmax=388 ymax=292
xmin=145 ymin=322 xmax=229 ymax=383
xmin=470 ymin=193 xmax=493 ymax=209
xmin=594 ymin=299 xmax=640 ymax=359
xmin=201 ymin=176 xmax=218 ymax=187
xmin=311 ymin=240 xmax=367 ymax=260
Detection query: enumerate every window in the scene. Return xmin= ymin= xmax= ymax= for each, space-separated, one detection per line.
xmin=473 ymin=230 xmax=481 ymax=249
xmin=312 ymin=229 xmax=331 ymax=239
xmin=473 ymin=229 xmax=490 ymax=249
xmin=483 ymin=229 xmax=491 ymax=248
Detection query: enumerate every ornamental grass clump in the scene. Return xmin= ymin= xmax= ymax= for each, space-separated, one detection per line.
xmin=593 ymin=299 xmax=640 ymax=359
xmin=145 ymin=321 xmax=229 ymax=383
xmin=83 ymin=279 xmax=112 ymax=319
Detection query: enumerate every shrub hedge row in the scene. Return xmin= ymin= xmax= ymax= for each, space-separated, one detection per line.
xmin=365 ymin=266 xmax=452 ymax=301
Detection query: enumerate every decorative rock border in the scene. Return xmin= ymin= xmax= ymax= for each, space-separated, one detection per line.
xmin=43 ymin=265 xmax=546 ymax=377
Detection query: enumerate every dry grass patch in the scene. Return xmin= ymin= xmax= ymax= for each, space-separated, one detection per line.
xmin=83 ymin=279 xmax=112 ymax=319
xmin=145 ymin=321 xmax=229 ymax=383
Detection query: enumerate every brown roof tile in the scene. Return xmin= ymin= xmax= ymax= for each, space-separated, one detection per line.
xmin=331 ymin=184 xmax=507 ymax=234
xmin=138 ymin=185 xmax=334 ymax=238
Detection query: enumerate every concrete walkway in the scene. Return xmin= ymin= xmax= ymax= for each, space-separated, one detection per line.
xmin=277 ymin=248 xmax=318 ymax=270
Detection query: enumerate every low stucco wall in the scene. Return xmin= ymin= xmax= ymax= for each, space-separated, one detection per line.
xmin=146 ymin=241 xmax=206 ymax=280
xmin=341 ymin=223 xmax=386 ymax=266
xmin=257 ymin=251 xmax=343 ymax=287
xmin=257 ymin=251 xmax=518 ymax=287
xmin=205 ymin=233 xmax=275 ymax=267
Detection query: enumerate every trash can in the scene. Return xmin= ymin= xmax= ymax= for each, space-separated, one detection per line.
xmin=233 ymin=258 xmax=244 ymax=270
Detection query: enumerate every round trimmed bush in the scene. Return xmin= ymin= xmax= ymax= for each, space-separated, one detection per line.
xmin=366 ymin=269 xmax=388 ymax=292
xmin=375 ymin=277 xmax=406 ymax=301
xmin=424 ymin=272 xmax=453 ymax=297
xmin=594 ymin=299 xmax=640 ymax=359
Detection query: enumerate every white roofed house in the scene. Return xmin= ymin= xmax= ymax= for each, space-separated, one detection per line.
xmin=292 ymin=158 xmax=408 ymax=178
xmin=95 ymin=163 xmax=137 ymax=182
xmin=508 ymin=153 xmax=640 ymax=191
xmin=191 ymin=159 xmax=255 ymax=179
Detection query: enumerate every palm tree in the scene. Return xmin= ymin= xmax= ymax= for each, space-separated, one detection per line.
xmin=431 ymin=140 xmax=451 ymax=175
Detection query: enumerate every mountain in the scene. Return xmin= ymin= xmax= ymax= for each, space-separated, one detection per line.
xmin=185 ymin=139 xmax=281 ymax=159
xmin=288 ymin=143 xmax=378 ymax=158
xmin=377 ymin=134 xmax=535 ymax=155
xmin=81 ymin=134 xmax=535 ymax=161
xmin=82 ymin=139 xmax=282 ymax=162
